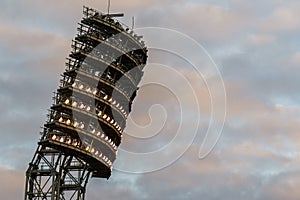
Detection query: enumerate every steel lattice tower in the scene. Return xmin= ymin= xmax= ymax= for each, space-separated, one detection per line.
xmin=24 ymin=6 xmax=147 ymax=200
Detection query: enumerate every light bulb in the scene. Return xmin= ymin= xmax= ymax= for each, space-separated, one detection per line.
xmin=80 ymin=103 xmax=85 ymax=109
xmin=79 ymin=84 xmax=84 ymax=90
xmin=52 ymin=135 xmax=56 ymax=140
xmin=64 ymin=99 xmax=70 ymax=104
xmin=104 ymin=95 xmax=108 ymax=100
xmin=93 ymin=89 xmax=97 ymax=95
xmin=72 ymin=102 xmax=77 ymax=107
xmin=66 ymin=119 xmax=71 ymax=125
xmin=80 ymin=123 xmax=84 ymax=129
xmin=86 ymin=106 xmax=91 ymax=111
xmin=73 ymin=122 xmax=78 ymax=127
xmin=58 ymin=117 xmax=63 ymax=123
xmin=60 ymin=137 xmax=64 ymax=143
xmin=72 ymin=82 xmax=76 ymax=87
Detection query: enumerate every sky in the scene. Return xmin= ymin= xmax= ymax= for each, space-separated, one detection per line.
xmin=1 ymin=0 xmax=300 ymax=199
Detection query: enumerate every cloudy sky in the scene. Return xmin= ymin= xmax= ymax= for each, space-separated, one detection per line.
xmin=1 ymin=0 xmax=300 ymax=199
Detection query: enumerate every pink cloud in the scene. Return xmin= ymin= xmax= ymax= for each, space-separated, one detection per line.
xmin=0 ymin=168 xmax=24 ymax=200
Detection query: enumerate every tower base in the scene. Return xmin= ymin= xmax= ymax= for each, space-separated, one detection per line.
xmin=24 ymin=145 xmax=92 ymax=200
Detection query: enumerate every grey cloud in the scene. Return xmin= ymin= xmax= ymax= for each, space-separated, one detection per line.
xmin=1 ymin=0 xmax=300 ymax=200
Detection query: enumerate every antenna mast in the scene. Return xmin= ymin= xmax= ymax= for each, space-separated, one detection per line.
xmin=132 ymin=16 xmax=135 ymax=30
xmin=107 ymin=0 xmax=111 ymax=14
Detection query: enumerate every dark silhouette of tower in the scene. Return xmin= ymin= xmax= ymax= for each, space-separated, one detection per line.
xmin=24 ymin=6 xmax=147 ymax=200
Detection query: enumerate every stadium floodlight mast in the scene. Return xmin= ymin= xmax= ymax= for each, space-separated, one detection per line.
xmin=24 ymin=6 xmax=147 ymax=200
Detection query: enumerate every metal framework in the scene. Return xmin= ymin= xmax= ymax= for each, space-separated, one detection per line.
xmin=25 ymin=6 xmax=147 ymax=200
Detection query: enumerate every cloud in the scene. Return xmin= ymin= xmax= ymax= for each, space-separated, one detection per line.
xmin=247 ymin=34 xmax=276 ymax=45
xmin=0 ymin=168 xmax=24 ymax=200
xmin=1 ymin=0 xmax=300 ymax=200
xmin=288 ymin=52 xmax=300 ymax=67
xmin=260 ymin=7 xmax=300 ymax=32
xmin=136 ymin=2 xmax=246 ymax=42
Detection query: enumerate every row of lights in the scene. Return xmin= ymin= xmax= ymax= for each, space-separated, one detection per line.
xmin=80 ymin=43 xmax=142 ymax=85
xmin=91 ymin=32 xmax=140 ymax=65
xmin=56 ymin=115 xmax=118 ymax=150
xmin=67 ymin=47 xmax=135 ymax=96
xmin=86 ymin=145 xmax=113 ymax=167
xmin=50 ymin=134 xmax=113 ymax=167
xmin=82 ymin=7 xmax=146 ymax=57
xmin=81 ymin=25 xmax=132 ymax=55
xmin=72 ymin=40 xmax=113 ymax=67
xmin=96 ymin=109 xmax=123 ymax=134
xmin=91 ymin=68 xmax=134 ymax=98
xmin=65 ymin=98 xmax=91 ymax=112
xmin=92 ymin=48 xmax=142 ymax=72
xmin=85 ymin=46 xmax=118 ymax=65
xmin=63 ymin=97 xmax=124 ymax=135
xmin=125 ymin=28 xmax=146 ymax=46
xmin=70 ymin=80 xmax=128 ymax=117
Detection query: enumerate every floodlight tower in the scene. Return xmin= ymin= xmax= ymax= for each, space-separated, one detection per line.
xmin=24 ymin=6 xmax=147 ymax=200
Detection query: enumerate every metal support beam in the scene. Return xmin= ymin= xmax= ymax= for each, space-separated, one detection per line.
xmin=24 ymin=146 xmax=91 ymax=200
